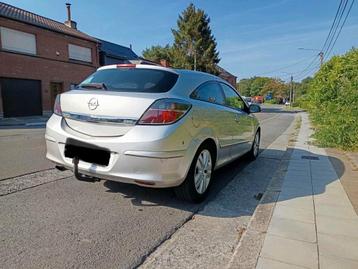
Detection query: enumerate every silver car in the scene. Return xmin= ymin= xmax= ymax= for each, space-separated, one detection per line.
xmin=46 ymin=64 xmax=261 ymax=202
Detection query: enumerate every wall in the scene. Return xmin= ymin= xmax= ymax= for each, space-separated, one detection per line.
xmin=0 ymin=17 xmax=99 ymax=115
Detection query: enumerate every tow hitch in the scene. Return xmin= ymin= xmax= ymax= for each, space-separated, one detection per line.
xmin=72 ymin=157 xmax=100 ymax=182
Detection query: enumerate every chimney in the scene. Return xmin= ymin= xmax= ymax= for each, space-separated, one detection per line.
xmin=64 ymin=3 xmax=77 ymax=29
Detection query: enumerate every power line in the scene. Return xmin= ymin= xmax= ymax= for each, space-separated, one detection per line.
xmin=255 ymin=56 xmax=313 ymax=76
xmin=323 ymin=0 xmax=349 ymax=56
xmin=326 ymin=0 xmax=355 ymax=58
xmin=296 ymin=63 xmax=321 ymax=80
xmin=321 ymin=0 xmax=344 ymax=53
xmin=281 ymin=61 xmax=321 ymax=82
xmin=294 ymin=55 xmax=320 ymax=78
xmin=293 ymin=0 xmax=348 ymax=79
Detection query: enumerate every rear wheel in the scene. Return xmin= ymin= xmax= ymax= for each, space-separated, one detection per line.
xmin=175 ymin=146 xmax=213 ymax=202
xmin=247 ymin=130 xmax=260 ymax=160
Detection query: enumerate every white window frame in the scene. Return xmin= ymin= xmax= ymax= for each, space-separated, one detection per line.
xmin=68 ymin=44 xmax=92 ymax=63
xmin=0 ymin=27 xmax=37 ymax=55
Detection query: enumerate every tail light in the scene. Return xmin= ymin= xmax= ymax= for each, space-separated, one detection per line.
xmin=116 ymin=64 xmax=136 ymax=68
xmin=54 ymin=95 xmax=62 ymax=116
xmin=138 ymin=99 xmax=191 ymax=125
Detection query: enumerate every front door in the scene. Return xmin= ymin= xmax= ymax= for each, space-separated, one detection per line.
xmin=220 ymin=83 xmax=254 ymax=158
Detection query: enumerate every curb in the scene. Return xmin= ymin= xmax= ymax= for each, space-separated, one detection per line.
xmin=0 ymin=121 xmax=47 ymax=127
xmin=227 ymin=114 xmax=301 ymax=269
xmin=344 ymin=152 xmax=358 ymax=171
xmin=139 ymin=113 xmax=300 ymax=269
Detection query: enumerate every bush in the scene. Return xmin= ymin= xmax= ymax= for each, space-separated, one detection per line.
xmin=294 ymin=95 xmax=310 ymax=109
xmin=306 ymin=48 xmax=358 ymax=150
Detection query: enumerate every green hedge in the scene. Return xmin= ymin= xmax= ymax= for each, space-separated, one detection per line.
xmin=306 ymin=48 xmax=358 ymax=150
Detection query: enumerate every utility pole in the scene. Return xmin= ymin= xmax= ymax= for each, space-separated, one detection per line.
xmin=290 ymin=75 xmax=294 ymax=107
xmin=194 ymin=48 xmax=197 ymax=71
xmin=299 ymin=48 xmax=324 ymax=66
xmin=318 ymin=51 xmax=324 ymax=67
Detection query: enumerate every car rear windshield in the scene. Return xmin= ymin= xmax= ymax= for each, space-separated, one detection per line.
xmin=78 ymin=68 xmax=179 ymax=93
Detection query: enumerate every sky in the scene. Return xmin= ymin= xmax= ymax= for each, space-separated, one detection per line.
xmin=3 ymin=0 xmax=358 ymax=81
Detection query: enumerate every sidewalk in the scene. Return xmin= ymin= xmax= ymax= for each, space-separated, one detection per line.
xmin=256 ymin=113 xmax=358 ymax=269
xmin=140 ymin=114 xmax=299 ymax=269
xmin=0 ymin=115 xmax=49 ymax=127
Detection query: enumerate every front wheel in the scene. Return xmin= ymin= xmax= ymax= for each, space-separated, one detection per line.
xmin=174 ymin=147 xmax=213 ymax=203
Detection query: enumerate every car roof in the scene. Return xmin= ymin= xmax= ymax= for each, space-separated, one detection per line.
xmin=97 ymin=64 xmax=178 ymax=74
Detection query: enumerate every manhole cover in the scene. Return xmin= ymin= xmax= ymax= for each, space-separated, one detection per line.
xmin=301 ymin=156 xmax=319 ymax=160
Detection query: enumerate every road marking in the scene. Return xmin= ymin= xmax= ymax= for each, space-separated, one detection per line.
xmin=0 ymin=168 xmax=55 ymax=182
xmin=0 ymin=169 xmax=72 ymax=196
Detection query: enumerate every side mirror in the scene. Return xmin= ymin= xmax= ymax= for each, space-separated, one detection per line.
xmin=249 ymin=104 xmax=261 ymax=113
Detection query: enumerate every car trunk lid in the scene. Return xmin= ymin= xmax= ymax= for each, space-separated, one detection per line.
xmin=60 ymin=91 xmax=158 ymax=137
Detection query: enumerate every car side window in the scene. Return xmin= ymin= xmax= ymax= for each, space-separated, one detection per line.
xmin=220 ymin=83 xmax=246 ymax=111
xmin=191 ymin=82 xmax=225 ymax=105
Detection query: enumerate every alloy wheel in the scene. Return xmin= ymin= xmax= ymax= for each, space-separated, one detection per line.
xmin=253 ymin=132 xmax=260 ymax=157
xmin=194 ymin=149 xmax=212 ymax=194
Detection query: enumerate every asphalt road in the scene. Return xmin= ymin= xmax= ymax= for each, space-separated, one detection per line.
xmin=0 ymin=105 xmax=295 ymax=269
xmin=0 ymin=128 xmax=52 ymax=180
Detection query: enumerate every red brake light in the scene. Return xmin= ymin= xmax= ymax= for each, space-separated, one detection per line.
xmin=116 ymin=64 xmax=136 ymax=68
xmin=54 ymin=94 xmax=62 ymax=116
xmin=138 ymin=99 xmax=191 ymax=125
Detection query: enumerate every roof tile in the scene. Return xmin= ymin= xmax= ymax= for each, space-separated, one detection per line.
xmin=0 ymin=2 xmax=98 ymax=42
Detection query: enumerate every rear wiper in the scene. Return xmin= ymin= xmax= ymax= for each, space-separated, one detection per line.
xmin=79 ymin=83 xmax=107 ymax=90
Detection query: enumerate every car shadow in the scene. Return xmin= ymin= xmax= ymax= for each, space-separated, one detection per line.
xmin=103 ymin=148 xmax=344 ymax=218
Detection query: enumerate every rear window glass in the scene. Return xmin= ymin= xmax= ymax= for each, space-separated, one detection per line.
xmin=78 ymin=68 xmax=178 ymax=93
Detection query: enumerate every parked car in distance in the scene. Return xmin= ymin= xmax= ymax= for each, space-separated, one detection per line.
xmin=46 ymin=64 xmax=261 ymax=202
xmin=252 ymin=95 xmax=264 ymax=104
xmin=242 ymin=96 xmax=252 ymax=106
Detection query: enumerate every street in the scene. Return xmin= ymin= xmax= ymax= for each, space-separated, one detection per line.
xmin=0 ymin=1 xmax=357 ymax=268
xmin=0 ymin=106 xmax=294 ymax=269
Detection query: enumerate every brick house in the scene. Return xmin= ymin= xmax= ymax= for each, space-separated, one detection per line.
xmin=0 ymin=2 xmax=99 ymax=117
xmin=216 ymin=65 xmax=237 ymax=88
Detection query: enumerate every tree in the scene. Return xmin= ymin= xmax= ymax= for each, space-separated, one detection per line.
xmin=142 ymin=45 xmax=172 ymax=63
xmin=250 ymin=77 xmax=271 ymax=96
xmin=171 ymin=3 xmax=220 ymax=74
xmin=261 ymin=78 xmax=288 ymax=97
xmin=237 ymin=76 xmax=287 ymax=97
xmin=237 ymin=79 xmax=251 ymax=96
xmin=295 ymin=77 xmax=313 ymax=97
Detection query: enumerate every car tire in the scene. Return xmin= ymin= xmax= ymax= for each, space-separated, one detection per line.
xmin=174 ymin=146 xmax=214 ymax=203
xmin=247 ymin=130 xmax=260 ymax=160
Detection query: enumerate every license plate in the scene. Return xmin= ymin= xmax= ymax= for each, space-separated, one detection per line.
xmin=64 ymin=138 xmax=110 ymax=166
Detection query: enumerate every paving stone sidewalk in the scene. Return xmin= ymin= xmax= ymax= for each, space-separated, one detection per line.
xmin=256 ymin=113 xmax=358 ymax=269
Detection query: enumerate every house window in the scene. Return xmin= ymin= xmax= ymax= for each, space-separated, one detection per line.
xmin=0 ymin=27 xmax=36 ymax=55
xmin=68 ymin=44 xmax=92 ymax=63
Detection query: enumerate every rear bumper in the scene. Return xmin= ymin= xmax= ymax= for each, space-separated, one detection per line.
xmin=45 ymin=114 xmax=198 ymax=188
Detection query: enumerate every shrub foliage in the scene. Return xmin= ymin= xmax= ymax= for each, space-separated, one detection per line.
xmin=307 ymin=48 xmax=358 ymax=150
